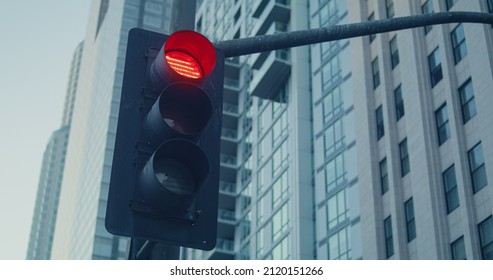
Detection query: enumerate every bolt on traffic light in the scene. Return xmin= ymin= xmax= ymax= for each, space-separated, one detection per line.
xmin=105 ymin=28 xmax=224 ymax=251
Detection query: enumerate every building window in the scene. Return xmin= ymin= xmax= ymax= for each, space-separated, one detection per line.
xmin=327 ymin=189 xmax=349 ymax=230
xmin=272 ymin=235 xmax=290 ymax=260
xmin=328 ymin=227 xmax=352 ymax=260
xmin=435 ymin=103 xmax=451 ymax=145
xmin=386 ymin=0 xmax=395 ymax=18
xmin=324 ymin=118 xmax=344 ymax=157
xmin=446 ymin=0 xmax=458 ymax=10
xmin=428 ymin=47 xmax=443 ymax=87
xmin=320 ymin=0 xmax=338 ymax=27
xmin=479 ymin=216 xmax=493 ymax=260
xmin=380 ymin=158 xmax=389 ymax=194
xmin=405 ymin=198 xmax=416 ymax=242
xmin=458 ymin=79 xmax=477 ymax=124
xmin=322 ymin=55 xmax=341 ymax=91
xmin=422 ymin=0 xmax=433 ymax=34
xmin=272 ymin=171 xmax=289 ymax=209
xmin=323 ymin=86 xmax=343 ymax=123
xmin=390 ymin=36 xmax=399 ymax=69
xmin=443 ymin=165 xmax=460 ymax=213
xmin=376 ymin=106 xmax=384 ymax=140
xmin=468 ymin=142 xmax=488 ymax=193
xmin=451 ymin=24 xmax=467 ymax=64
xmin=384 ymin=216 xmax=394 ymax=258
xmin=325 ymin=153 xmax=346 ymax=193
xmin=272 ymin=202 xmax=289 ymax=242
xmin=451 ymin=236 xmax=466 ymax=260
xmin=399 ymin=138 xmax=410 ymax=176
xmin=368 ymin=12 xmax=376 ymax=42
xmin=394 ymin=85 xmax=405 ymax=121
xmin=489 ymin=0 xmax=493 ymax=13
xmin=372 ymin=57 xmax=380 ymax=89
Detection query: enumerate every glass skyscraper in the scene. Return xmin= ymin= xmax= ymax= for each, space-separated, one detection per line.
xmin=27 ymin=42 xmax=84 ymax=260
xmin=51 ymin=0 xmax=172 ymax=259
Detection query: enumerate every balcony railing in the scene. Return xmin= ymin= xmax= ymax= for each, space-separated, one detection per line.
xmin=216 ymin=238 xmax=234 ymax=252
xmin=223 ymin=103 xmax=239 ymax=114
xmin=220 ymin=154 xmax=237 ymax=166
xmin=224 ymin=77 xmax=240 ymax=89
xmin=221 ymin=128 xmax=238 ymax=140
xmin=219 ymin=181 xmax=236 ymax=194
xmin=218 ymin=209 xmax=236 ymax=222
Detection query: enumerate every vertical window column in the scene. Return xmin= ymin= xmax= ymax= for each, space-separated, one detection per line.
xmin=478 ymin=216 xmax=493 ymax=260
xmin=468 ymin=142 xmax=488 ymax=193
xmin=443 ymin=165 xmax=460 ymax=213
xmin=372 ymin=57 xmax=380 ymax=89
xmin=376 ymin=106 xmax=384 ymax=140
xmin=451 ymin=236 xmax=466 ymax=259
xmin=380 ymin=158 xmax=389 ymax=194
xmin=394 ymin=85 xmax=405 ymax=121
xmin=405 ymin=198 xmax=416 ymax=242
xmin=390 ymin=36 xmax=399 ymax=69
xmin=385 ymin=0 xmax=394 ymax=18
xmin=435 ymin=103 xmax=451 ymax=145
xmin=384 ymin=216 xmax=394 ymax=258
xmin=428 ymin=48 xmax=443 ymax=87
xmin=458 ymin=79 xmax=477 ymax=124
xmin=451 ymin=24 xmax=467 ymax=64
xmin=422 ymin=0 xmax=433 ymax=34
xmin=399 ymin=138 xmax=410 ymax=176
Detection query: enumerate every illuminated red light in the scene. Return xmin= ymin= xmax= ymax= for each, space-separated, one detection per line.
xmin=165 ymin=51 xmax=203 ymax=79
xmin=163 ymin=30 xmax=216 ymax=80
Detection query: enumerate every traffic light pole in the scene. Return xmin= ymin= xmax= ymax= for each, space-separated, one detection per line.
xmin=214 ymin=12 xmax=493 ymax=58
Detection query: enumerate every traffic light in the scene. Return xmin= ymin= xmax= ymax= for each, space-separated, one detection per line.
xmin=105 ymin=28 xmax=224 ymax=251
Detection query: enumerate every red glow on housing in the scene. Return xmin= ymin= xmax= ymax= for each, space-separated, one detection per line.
xmin=163 ymin=30 xmax=216 ymax=80
xmin=165 ymin=51 xmax=203 ymax=79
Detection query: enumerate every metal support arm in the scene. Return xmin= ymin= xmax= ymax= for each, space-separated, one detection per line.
xmin=214 ymin=12 xmax=493 ymax=58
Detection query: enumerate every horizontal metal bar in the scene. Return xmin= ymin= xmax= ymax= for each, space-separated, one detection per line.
xmin=214 ymin=12 xmax=493 ymax=58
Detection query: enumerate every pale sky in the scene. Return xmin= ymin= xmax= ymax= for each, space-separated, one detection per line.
xmin=0 ymin=0 xmax=90 ymax=259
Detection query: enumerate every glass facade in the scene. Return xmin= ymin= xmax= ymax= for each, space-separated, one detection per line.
xmin=27 ymin=42 xmax=83 ymax=260
xmin=312 ymin=0 xmax=361 ymax=260
xmin=51 ymin=0 xmax=172 ymax=259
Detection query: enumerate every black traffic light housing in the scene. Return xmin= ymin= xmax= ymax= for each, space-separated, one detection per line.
xmin=105 ymin=28 xmax=224 ymax=251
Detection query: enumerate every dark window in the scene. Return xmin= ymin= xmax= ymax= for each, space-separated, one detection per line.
xmin=468 ymin=142 xmax=488 ymax=193
xmin=451 ymin=236 xmax=466 ymax=260
xmin=234 ymin=9 xmax=241 ymax=23
xmin=384 ymin=216 xmax=394 ymax=258
xmin=451 ymin=24 xmax=467 ymax=64
xmin=446 ymin=0 xmax=458 ymax=10
xmin=405 ymin=198 xmax=416 ymax=242
xmin=458 ymin=79 xmax=477 ymax=123
xmin=390 ymin=36 xmax=399 ymax=69
xmin=376 ymin=106 xmax=384 ymax=140
xmin=372 ymin=57 xmax=380 ymax=89
xmin=386 ymin=0 xmax=394 ymax=18
xmin=443 ymin=165 xmax=460 ymax=213
xmin=394 ymin=85 xmax=405 ymax=120
xmin=435 ymin=103 xmax=451 ymax=145
xmin=368 ymin=12 xmax=376 ymax=42
xmin=422 ymin=0 xmax=433 ymax=34
xmin=478 ymin=216 xmax=493 ymax=260
xmin=489 ymin=0 xmax=493 ymax=13
xmin=428 ymin=48 xmax=443 ymax=87
xmin=380 ymin=158 xmax=389 ymax=194
xmin=399 ymin=138 xmax=410 ymax=176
